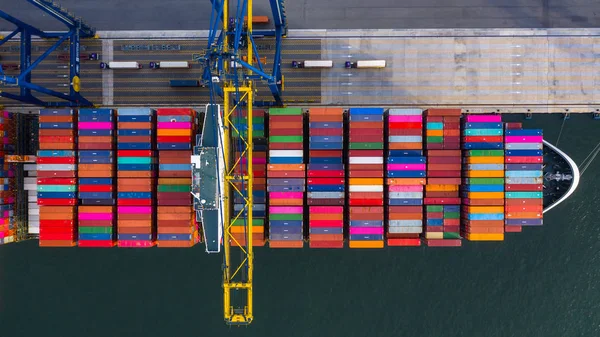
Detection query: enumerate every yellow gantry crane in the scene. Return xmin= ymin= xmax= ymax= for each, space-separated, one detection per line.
xmin=192 ymin=0 xmax=285 ymax=325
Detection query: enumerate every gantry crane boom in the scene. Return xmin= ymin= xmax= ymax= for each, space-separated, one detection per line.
xmin=192 ymin=0 xmax=286 ymax=325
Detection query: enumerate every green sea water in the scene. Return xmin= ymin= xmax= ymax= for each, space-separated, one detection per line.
xmin=1 ymin=114 xmax=599 ymax=337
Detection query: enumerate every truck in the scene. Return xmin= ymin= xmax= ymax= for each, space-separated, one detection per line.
xmin=345 ymin=60 xmax=386 ymax=69
xmin=291 ymin=60 xmax=334 ymax=68
xmin=100 ymin=62 xmax=143 ymax=69
xmin=149 ymin=61 xmax=191 ymax=69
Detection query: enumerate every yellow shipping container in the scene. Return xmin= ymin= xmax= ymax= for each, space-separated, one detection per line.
xmin=466 ymin=233 xmax=505 ymax=241
xmin=425 ymin=184 xmax=459 ymax=192
xmin=349 ymin=241 xmax=384 ymax=249
xmin=157 ymin=129 xmax=192 ymax=136
xmin=467 ymin=192 xmax=505 ymax=199
xmin=465 ymin=170 xmax=505 ymax=178
xmin=426 ymin=130 xmax=443 ymax=137
xmin=425 ymin=232 xmax=444 ymax=239
xmin=467 ymin=206 xmax=505 ymax=213
xmin=467 ymin=157 xmax=504 ymax=164
xmin=348 ymin=178 xmax=383 ymax=185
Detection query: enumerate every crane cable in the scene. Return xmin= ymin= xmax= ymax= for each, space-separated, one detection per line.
xmin=578 ymin=141 xmax=600 ymax=177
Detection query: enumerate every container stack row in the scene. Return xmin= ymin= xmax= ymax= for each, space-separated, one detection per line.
xmin=0 ymin=112 xmax=15 ymax=245
xmin=231 ymin=109 xmax=266 ymax=247
xmin=37 ymin=109 xmax=77 ymax=247
xmin=77 ymin=108 xmax=116 ymax=247
xmin=386 ymin=108 xmax=425 ymax=247
xmin=348 ymin=108 xmax=384 ymax=249
xmin=504 ymin=125 xmax=544 ymax=230
xmin=307 ymin=108 xmax=344 ymax=248
xmin=461 ymin=114 xmax=505 ymax=241
xmin=116 ymin=108 xmax=156 ymax=248
xmin=156 ymin=108 xmax=197 ymax=247
xmin=268 ymin=107 xmax=304 ymax=248
xmin=423 ymin=109 xmax=462 ymax=247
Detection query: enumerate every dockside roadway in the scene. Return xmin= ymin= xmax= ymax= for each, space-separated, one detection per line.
xmin=1 ymin=28 xmax=600 ymax=112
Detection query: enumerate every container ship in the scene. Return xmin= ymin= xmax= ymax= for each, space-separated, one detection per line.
xmin=0 ymin=107 xmax=579 ymax=247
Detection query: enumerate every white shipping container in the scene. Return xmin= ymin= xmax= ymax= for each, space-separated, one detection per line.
xmin=388 ymin=108 xmax=423 ymax=116
xmin=27 ymin=170 xmax=37 ymax=177
xmin=388 ymin=226 xmax=422 ymax=234
xmin=28 ymin=225 xmax=40 ymax=235
xmin=24 ymin=184 xmax=37 ymax=191
xmin=108 ymin=61 xmax=141 ymax=69
xmin=506 ymin=177 xmax=543 ymax=184
xmin=37 ymin=164 xmax=76 ymax=171
xmin=389 ymin=220 xmax=422 ymax=227
xmin=230 ymin=61 xmax=242 ymax=68
xmin=24 ymin=177 xmax=37 ymax=185
xmin=389 ymin=192 xmax=423 ymax=199
xmin=2 ymin=236 xmax=15 ymax=243
xmin=389 ymin=136 xmax=422 ymax=143
xmin=468 ymin=164 xmax=504 ymax=171
xmin=28 ymin=202 xmax=39 ymax=209
xmin=28 ymin=215 xmax=40 ymax=222
xmin=348 ymin=157 xmax=383 ymax=164
xmin=28 ymin=208 xmax=40 ymax=216
xmin=24 ymin=164 xmax=36 ymax=171
xmin=307 ymin=192 xmax=344 ymax=199
xmin=158 ymin=61 xmax=190 ymax=68
xmin=357 ymin=60 xmax=386 ymax=68
xmin=348 ymin=185 xmax=383 ymax=192
xmin=303 ymin=60 xmax=333 ymax=68
xmin=269 ymin=150 xmax=303 ymax=158
xmin=505 ymin=143 xmax=543 ymax=150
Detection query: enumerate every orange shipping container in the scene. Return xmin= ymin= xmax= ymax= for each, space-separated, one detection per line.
xmin=117 ymin=220 xmax=153 ymax=227
xmin=40 ymin=206 xmax=75 ymax=214
xmin=309 ymin=107 xmax=343 ymax=116
xmin=269 ymin=198 xmax=303 ymax=206
xmin=443 ymin=129 xmax=461 ymax=136
xmin=348 ymin=178 xmax=383 ymax=185
xmin=466 ymin=198 xmax=505 ymax=206
xmin=310 ymin=213 xmax=344 ymax=221
xmin=118 ymin=171 xmax=154 ymax=178
xmin=426 ymin=130 xmax=443 ymax=137
xmin=426 ymin=150 xmax=461 ymax=157
xmin=39 ymin=143 xmax=74 ymax=150
xmin=465 ymin=170 xmax=504 ymax=178
xmin=79 ymin=136 xmax=112 ymax=143
xmin=388 ymin=142 xmax=423 ymax=150
xmin=464 ymin=227 xmax=505 ymax=234
xmin=388 ymin=212 xmax=423 ymax=220
xmin=464 ymin=220 xmax=505 ymax=227
xmin=310 ymin=234 xmax=344 ymax=241
xmin=349 ymin=241 xmax=384 ymax=249
xmin=118 ymin=122 xmax=151 ymax=129
xmin=387 ymin=178 xmax=425 ymax=185
xmin=425 ymin=184 xmax=459 ymax=192
xmin=39 ymin=213 xmax=75 ymax=220
xmin=39 ymin=116 xmax=74 ymax=123
xmin=269 ymin=240 xmax=303 ymax=248
xmin=78 ymin=206 xmax=114 ymax=213
xmin=427 ymin=164 xmax=461 ymax=170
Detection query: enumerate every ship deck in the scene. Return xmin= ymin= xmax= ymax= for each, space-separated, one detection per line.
xmin=1 ymin=28 xmax=600 ymax=110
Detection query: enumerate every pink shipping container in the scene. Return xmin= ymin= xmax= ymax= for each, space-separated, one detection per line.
xmin=309 ymin=220 xmax=344 ymax=228
xmin=78 ymin=122 xmax=113 ymax=130
xmin=388 ymin=185 xmax=424 ymax=192
xmin=269 ymin=206 xmax=303 ymax=214
xmin=505 ymin=156 xmax=543 ymax=163
xmin=310 ymin=206 xmax=344 ymax=213
xmin=389 ymin=115 xmax=423 ymax=122
xmin=387 ymin=164 xmax=426 ymax=171
xmin=269 ymin=192 xmax=303 ymax=199
xmin=117 ymin=206 xmax=152 ymax=214
xmin=79 ymin=213 xmax=113 ymax=221
xmin=349 ymin=227 xmax=384 ymax=235
xmin=117 ymin=240 xmax=155 ymax=248
xmin=157 ymin=122 xmax=192 ymax=129
xmin=504 ymin=136 xmax=544 ymax=143
xmin=465 ymin=115 xmax=502 ymax=122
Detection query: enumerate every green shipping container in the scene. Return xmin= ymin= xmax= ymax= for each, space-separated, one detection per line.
xmin=269 ymin=107 xmax=303 ymax=115
xmin=443 ymin=232 xmax=461 ymax=239
xmin=467 ymin=150 xmax=505 ymax=157
xmin=118 ymin=157 xmax=153 ymax=164
xmin=464 ymin=177 xmax=505 ymax=185
xmin=231 ymin=218 xmax=265 ymax=227
xmin=269 ymin=135 xmax=303 ymax=143
xmin=158 ymin=185 xmax=191 ymax=192
xmin=269 ymin=213 xmax=303 ymax=221
xmin=348 ymin=142 xmax=383 ymax=150
xmin=79 ymin=226 xmax=113 ymax=234
xmin=232 ymin=117 xmax=264 ymax=125
xmin=240 ymin=130 xmax=264 ymax=138
xmin=426 ymin=136 xmax=443 ymax=143
xmin=505 ymin=192 xmax=543 ymax=199
xmin=426 ymin=205 xmax=444 ymax=212
xmin=443 ymin=212 xmax=460 ymax=219
xmin=37 ymin=185 xmax=76 ymax=192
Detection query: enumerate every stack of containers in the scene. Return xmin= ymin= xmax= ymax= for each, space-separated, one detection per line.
xmin=504 ymin=124 xmax=544 ymax=230
xmin=461 ymin=114 xmax=505 ymax=241
xmin=37 ymin=109 xmax=77 ymax=247
xmin=267 ymin=107 xmax=304 ymax=248
xmin=156 ymin=108 xmax=197 ymax=248
xmin=116 ymin=108 xmax=156 ymax=248
xmin=77 ymin=108 xmax=116 ymax=247
xmin=423 ymin=109 xmax=462 ymax=247
xmin=348 ymin=107 xmax=384 ymax=249
xmin=0 ymin=112 xmax=15 ymax=245
xmin=386 ymin=108 xmax=425 ymax=247
xmin=307 ymin=107 xmax=344 ymax=248
xmin=231 ymin=109 xmax=267 ymax=247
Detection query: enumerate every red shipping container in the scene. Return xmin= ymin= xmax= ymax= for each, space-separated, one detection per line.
xmin=387 ymin=238 xmax=421 ymax=246
xmin=462 ymin=136 xmax=503 ymax=143
xmin=268 ymin=143 xmax=303 ymax=150
xmin=426 ymin=239 xmax=461 ymax=247
xmin=349 ymin=128 xmax=384 ymax=136
xmin=309 ymin=128 xmax=343 ymax=136
xmin=426 ymin=143 xmax=443 ymax=150
xmin=427 ymin=150 xmax=462 ymax=157
xmin=427 ymin=157 xmax=461 ymax=164
xmin=156 ymin=136 xmax=191 ymax=143
xmin=307 ymin=178 xmax=344 ymax=185
xmin=427 ymin=164 xmax=461 ymax=170
xmin=505 ymin=184 xmax=543 ymax=191
xmin=37 ymin=178 xmax=76 ymax=185
xmin=308 ymin=199 xmax=344 ymax=206
xmin=117 ymin=150 xmax=153 ymax=157
xmin=389 ymin=122 xmax=422 ymax=129
xmin=79 ymin=185 xmax=113 ymax=192
xmin=425 ymin=109 xmax=462 ymax=116
xmin=424 ymin=197 xmax=461 ymax=204
xmin=37 ymin=157 xmax=76 ymax=164
xmin=505 ymin=123 xmax=522 ymax=129
xmin=349 ymin=199 xmax=384 ymax=206
xmin=156 ymin=151 xmax=191 ymax=158
xmin=38 ymin=198 xmax=77 ymax=206
xmin=269 ymin=115 xmax=303 ymax=122
xmin=349 ymin=192 xmax=383 ymax=199
xmin=117 ymin=199 xmax=153 ymax=206
xmin=39 ymin=220 xmax=74 ymax=227
xmin=504 ymin=199 xmax=543 ymax=206
xmin=505 ymin=156 xmax=543 ymax=163
xmin=443 ymin=226 xmax=460 ymax=233
xmin=443 ymin=219 xmax=460 ymax=226
xmin=428 ymin=177 xmax=462 ymax=185
xmin=309 ymin=150 xmax=342 ymax=158
xmin=79 ymin=220 xmax=114 ymax=227
xmin=309 ymin=241 xmax=344 ymax=248
xmin=388 ymin=129 xmax=423 ymax=136
xmin=307 ymin=170 xmax=344 ymax=178
xmin=349 ymin=135 xmax=384 ymax=143
xmin=309 ymin=220 xmax=344 ymax=228
xmin=504 ymin=225 xmax=522 ymax=232
xmin=271 ymin=128 xmax=305 ymax=136
xmin=350 ymin=207 xmax=384 ymax=215
xmin=426 ymin=191 xmax=459 ymax=198
xmin=348 ymin=150 xmax=383 ymax=157
xmin=348 ymin=164 xmax=383 ymax=171
xmin=39 ymin=233 xmax=76 ymax=240
xmin=388 ymin=206 xmax=423 ymax=213
xmin=444 ymin=122 xmax=461 ymax=129
xmin=39 ymin=136 xmax=74 ymax=143
xmin=426 ymin=212 xmax=443 ymax=218
xmin=157 ymin=108 xmax=194 ymax=115
xmin=426 ymin=116 xmax=443 ymax=122
xmin=427 ymin=170 xmax=461 ymax=177
xmin=426 ymin=226 xmax=444 ymax=232
xmin=462 ymin=198 xmax=505 ymax=206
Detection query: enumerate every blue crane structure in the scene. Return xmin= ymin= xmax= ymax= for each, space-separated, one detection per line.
xmin=0 ymin=0 xmax=96 ymax=107
xmin=192 ymin=0 xmax=287 ymax=325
